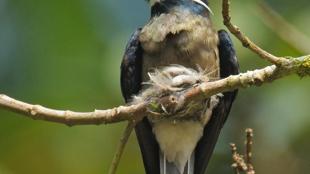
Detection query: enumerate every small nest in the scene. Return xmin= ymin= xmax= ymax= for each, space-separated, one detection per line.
xmin=132 ymin=65 xmax=220 ymax=122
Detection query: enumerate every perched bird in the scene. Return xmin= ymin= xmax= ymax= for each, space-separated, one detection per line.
xmin=120 ymin=0 xmax=239 ymax=174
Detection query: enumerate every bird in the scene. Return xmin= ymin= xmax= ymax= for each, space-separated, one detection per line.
xmin=120 ymin=0 xmax=239 ymax=174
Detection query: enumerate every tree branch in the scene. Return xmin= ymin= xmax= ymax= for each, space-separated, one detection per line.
xmin=0 ymin=94 xmax=146 ymax=126
xmin=222 ymin=0 xmax=290 ymax=66
xmin=0 ymin=54 xmax=309 ymax=126
xmin=0 ymin=0 xmax=308 ymax=127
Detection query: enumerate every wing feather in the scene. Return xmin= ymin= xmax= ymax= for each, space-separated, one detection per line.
xmin=120 ymin=29 xmax=160 ymax=174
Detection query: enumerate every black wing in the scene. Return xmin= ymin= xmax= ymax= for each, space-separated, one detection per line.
xmin=120 ymin=29 xmax=160 ymax=174
xmin=194 ymin=30 xmax=240 ymax=174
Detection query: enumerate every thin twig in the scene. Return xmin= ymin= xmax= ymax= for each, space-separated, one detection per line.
xmin=257 ymin=1 xmax=310 ymax=54
xmin=108 ymin=121 xmax=136 ymax=174
xmin=222 ymin=0 xmax=290 ymax=65
xmin=245 ymin=128 xmax=255 ymax=174
xmin=245 ymin=128 xmax=253 ymax=165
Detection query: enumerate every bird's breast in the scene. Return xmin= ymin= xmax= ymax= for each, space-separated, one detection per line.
xmin=140 ymin=11 xmax=220 ymax=80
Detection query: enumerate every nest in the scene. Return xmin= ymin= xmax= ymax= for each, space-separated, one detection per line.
xmin=132 ymin=65 xmax=221 ymax=122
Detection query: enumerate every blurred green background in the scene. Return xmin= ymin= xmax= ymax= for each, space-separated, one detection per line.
xmin=0 ymin=0 xmax=309 ymax=173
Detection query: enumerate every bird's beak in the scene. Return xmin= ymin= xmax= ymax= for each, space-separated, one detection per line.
xmin=193 ymin=0 xmax=214 ymax=15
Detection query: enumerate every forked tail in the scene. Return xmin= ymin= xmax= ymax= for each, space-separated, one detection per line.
xmin=160 ymin=151 xmax=195 ymax=174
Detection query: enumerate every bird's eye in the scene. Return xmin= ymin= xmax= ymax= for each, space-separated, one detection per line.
xmin=192 ymin=0 xmax=214 ymax=15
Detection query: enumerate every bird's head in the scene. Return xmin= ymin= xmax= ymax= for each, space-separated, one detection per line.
xmin=146 ymin=0 xmax=212 ymax=17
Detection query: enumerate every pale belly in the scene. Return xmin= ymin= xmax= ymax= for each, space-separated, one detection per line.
xmin=152 ymin=120 xmax=204 ymax=172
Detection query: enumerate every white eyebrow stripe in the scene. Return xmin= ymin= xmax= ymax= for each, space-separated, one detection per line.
xmin=193 ymin=0 xmax=214 ymax=15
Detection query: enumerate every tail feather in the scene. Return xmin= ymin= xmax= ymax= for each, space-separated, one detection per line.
xmin=160 ymin=151 xmax=195 ymax=174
